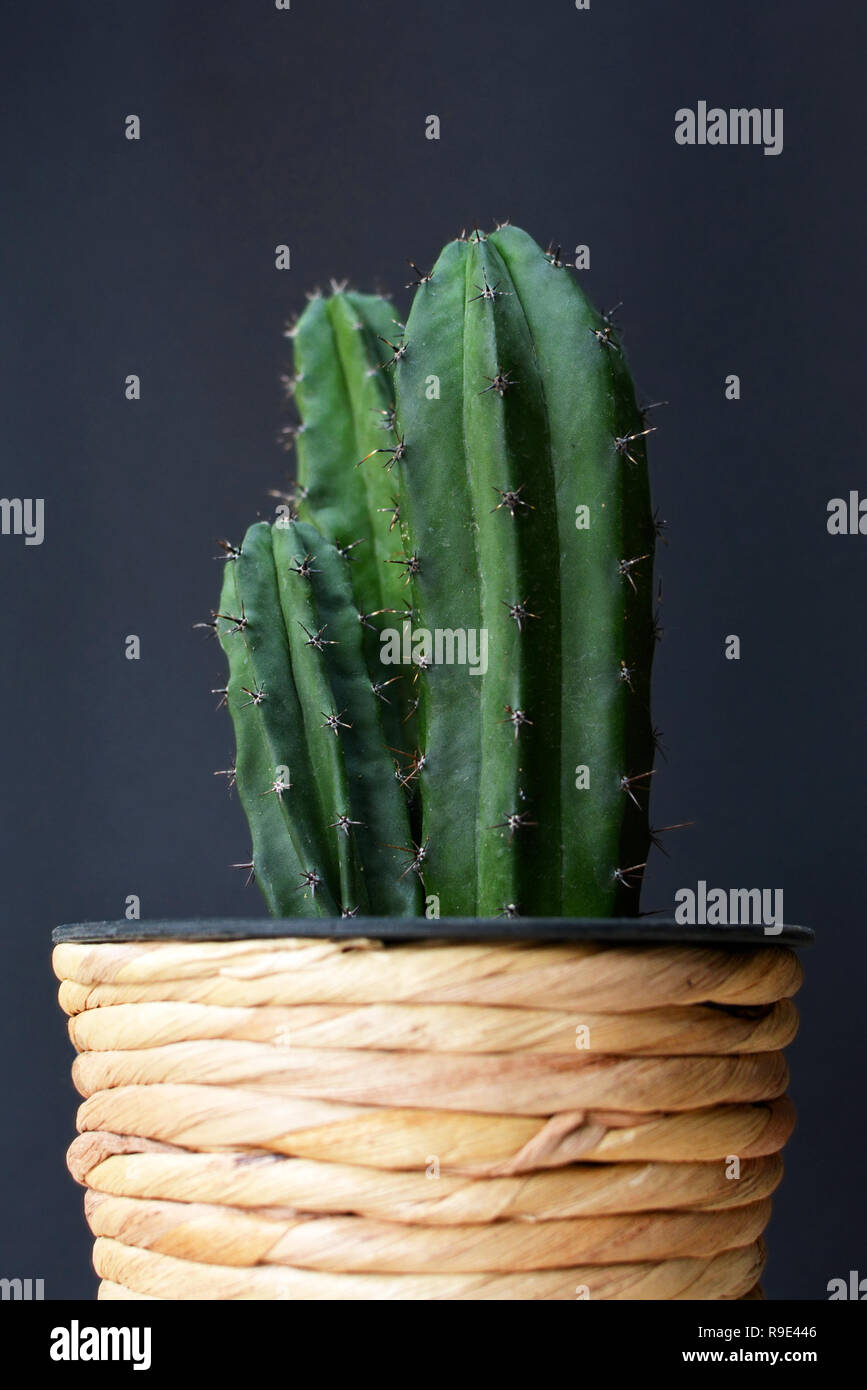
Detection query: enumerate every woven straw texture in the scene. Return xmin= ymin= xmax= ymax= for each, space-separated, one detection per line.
xmin=53 ymin=935 xmax=802 ymax=1301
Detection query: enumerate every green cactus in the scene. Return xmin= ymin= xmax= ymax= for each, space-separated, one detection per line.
xmin=214 ymin=226 xmax=656 ymax=918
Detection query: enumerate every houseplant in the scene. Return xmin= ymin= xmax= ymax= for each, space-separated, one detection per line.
xmin=53 ymin=224 xmax=808 ymax=1300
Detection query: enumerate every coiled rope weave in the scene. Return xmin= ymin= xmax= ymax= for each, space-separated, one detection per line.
xmin=53 ymin=936 xmax=802 ymax=1301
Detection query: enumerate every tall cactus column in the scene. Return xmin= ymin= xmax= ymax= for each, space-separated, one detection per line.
xmin=392 ymin=227 xmax=656 ymax=917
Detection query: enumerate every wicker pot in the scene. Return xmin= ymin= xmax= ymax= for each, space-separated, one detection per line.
xmin=52 ymin=918 xmax=810 ymax=1301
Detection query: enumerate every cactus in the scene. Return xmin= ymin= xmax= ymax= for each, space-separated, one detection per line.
xmin=214 ymin=226 xmax=656 ymax=918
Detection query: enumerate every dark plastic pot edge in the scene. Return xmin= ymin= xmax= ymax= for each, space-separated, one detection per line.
xmin=52 ymin=917 xmax=813 ymax=948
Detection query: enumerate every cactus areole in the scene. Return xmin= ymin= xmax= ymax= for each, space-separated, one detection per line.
xmin=216 ymin=225 xmax=658 ymax=920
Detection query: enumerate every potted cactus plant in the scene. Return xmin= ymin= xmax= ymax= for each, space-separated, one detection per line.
xmin=53 ymin=224 xmax=808 ymax=1301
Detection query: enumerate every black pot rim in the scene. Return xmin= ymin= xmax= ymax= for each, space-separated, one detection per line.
xmin=52 ymin=917 xmax=813 ymax=948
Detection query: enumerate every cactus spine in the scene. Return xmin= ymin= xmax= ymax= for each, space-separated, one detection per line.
xmin=215 ymin=227 xmax=656 ymax=918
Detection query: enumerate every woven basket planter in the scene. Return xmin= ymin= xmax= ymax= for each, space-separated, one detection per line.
xmin=52 ymin=919 xmax=810 ymax=1301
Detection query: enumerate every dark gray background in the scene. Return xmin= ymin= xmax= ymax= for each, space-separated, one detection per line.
xmin=1 ymin=0 xmax=863 ymax=1299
